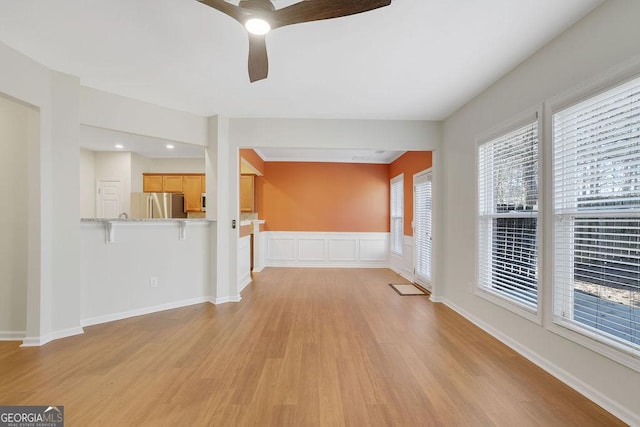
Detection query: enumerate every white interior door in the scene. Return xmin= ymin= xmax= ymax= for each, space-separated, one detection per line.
xmin=414 ymin=170 xmax=432 ymax=288
xmin=96 ymin=179 xmax=122 ymax=219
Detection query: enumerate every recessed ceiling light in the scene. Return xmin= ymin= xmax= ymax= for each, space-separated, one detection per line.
xmin=245 ymin=18 xmax=271 ymax=35
xmin=115 ymin=144 xmax=124 ymax=149
xmin=166 ymin=144 xmax=175 ymax=149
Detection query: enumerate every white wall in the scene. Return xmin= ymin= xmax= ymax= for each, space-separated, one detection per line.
xmin=50 ymin=71 xmax=82 ymax=337
xmin=441 ymin=1 xmax=640 ymax=424
xmin=94 ymin=151 xmax=132 ymax=216
xmin=80 ymin=87 xmax=208 ymax=147
xmin=80 ymin=222 xmax=211 ymax=325
xmin=79 ymin=148 xmax=96 ymax=218
xmin=130 ymin=153 xmax=152 ymax=193
xmin=0 ymin=95 xmax=34 ymax=338
xmin=230 ymin=118 xmax=441 ymax=151
xmin=147 ymin=157 xmax=204 ymax=174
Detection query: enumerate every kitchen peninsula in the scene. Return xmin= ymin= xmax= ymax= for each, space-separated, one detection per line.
xmin=81 ymin=217 xmax=212 ymax=243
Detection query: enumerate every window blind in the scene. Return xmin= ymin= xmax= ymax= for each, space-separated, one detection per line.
xmin=415 ymin=174 xmax=432 ymax=282
xmin=553 ymin=75 xmax=640 ymax=353
xmin=478 ymin=121 xmax=539 ymax=308
xmin=391 ymin=175 xmax=404 ymax=255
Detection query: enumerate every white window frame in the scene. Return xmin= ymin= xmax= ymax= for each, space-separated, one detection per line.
xmin=546 ymin=64 xmax=640 ymax=371
xmin=390 ymin=174 xmax=404 ymax=256
xmin=476 ymin=108 xmax=543 ymax=325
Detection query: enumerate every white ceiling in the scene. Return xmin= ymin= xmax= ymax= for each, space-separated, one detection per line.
xmin=0 ymin=0 xmax=604 ymax=122
xmin=79 ymin=125 xmax=205 ymax=158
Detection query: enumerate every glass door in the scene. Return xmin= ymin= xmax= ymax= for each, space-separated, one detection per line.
xmin=414 ymin=170 xmax=432 ymax=287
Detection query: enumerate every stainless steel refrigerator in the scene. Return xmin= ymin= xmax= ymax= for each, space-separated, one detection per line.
xmin=130 ymin=192 xmax=187 ymax=219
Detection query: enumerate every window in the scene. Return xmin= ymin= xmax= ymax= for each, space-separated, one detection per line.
xmin=553 ymin=75 xmax=640 ymax=356
xmin=391 ymin=174 xmax=404 ymax=256
xmin=478 ymin=118 xmax=539 ymax=312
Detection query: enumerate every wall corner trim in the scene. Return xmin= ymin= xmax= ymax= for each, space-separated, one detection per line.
xmin=20 ymin=327 xmax=85 ymax=347
xmin=211 ymin=295 xmax=242 ymax=305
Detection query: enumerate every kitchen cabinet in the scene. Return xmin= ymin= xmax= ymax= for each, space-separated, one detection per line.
xmin=142 ymin=173 xmax=205 ymax=212
xmin=163 ymin=175 xmax=183 ymax=193
xmin=143 ymin=174 xmax=163 ymax=192
xmin=183 ymin=175 xmax=203 ymax=212
xmin=240 ymin=175 xmax=254 ymax=212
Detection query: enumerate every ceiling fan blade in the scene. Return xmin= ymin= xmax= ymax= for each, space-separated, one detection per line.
xmin=271 ymin=0 xmax=391 ymax=30
xmin=248 ymin=35 xmax=269 ymax=82
xmin=198 ymin=0 xmax=250 ymax=24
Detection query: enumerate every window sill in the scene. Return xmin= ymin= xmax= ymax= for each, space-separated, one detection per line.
xmin=475 ymin=287 xmax=542 ymax=326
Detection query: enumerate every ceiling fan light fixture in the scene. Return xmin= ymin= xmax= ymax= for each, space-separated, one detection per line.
xmin=245 ymin=18 xmax=271 ymax=35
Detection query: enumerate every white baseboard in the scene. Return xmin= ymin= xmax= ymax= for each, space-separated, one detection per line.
xmin=238 ymin=275 xmax=252 ymax=293
xmin=21 ymin=326 xmax=84 ymax=347
xmin=0 ymin=330 xmax=25 ymax=341
xmin=440 ymin=298 xmax=639 ymax=427
xmin=211 ymin=295 xmax=242 ymax=304
xmin=80 ymin=296 xmax=210 ymax=328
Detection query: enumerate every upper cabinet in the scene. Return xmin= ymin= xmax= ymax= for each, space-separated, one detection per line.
xmin=183 ymin=175 xmax=203 ymax=212
xmin=162 ymin=175 xmax=183 ymax=193
xmin=143 ymin=173 xmax=205 ymax=212
xmin=240 ymin=175 xmax=255 ymax=212
xmin=143 ymin=174 xmax=163 ymax=192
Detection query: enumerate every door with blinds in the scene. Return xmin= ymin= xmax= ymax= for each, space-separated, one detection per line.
xmin=414 ymin=170 xmax=432 ymax=288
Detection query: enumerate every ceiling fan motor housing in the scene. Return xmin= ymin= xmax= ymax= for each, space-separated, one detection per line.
xmin=239 ymin=0 xmax=275 ymax=12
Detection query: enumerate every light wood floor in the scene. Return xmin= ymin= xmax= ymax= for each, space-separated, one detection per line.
xmin=0 ymin=268 xmax=624 ymax=426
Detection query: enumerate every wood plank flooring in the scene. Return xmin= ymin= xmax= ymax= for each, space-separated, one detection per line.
xmin=0 ymin=268 xmax=625 ymax=426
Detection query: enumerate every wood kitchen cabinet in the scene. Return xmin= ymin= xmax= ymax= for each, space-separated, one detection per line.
xmin=142 ymin=173 xmax=205 ymax=212
xmin=143 ymin=174 xmax=163 ymax=192
xmin=162 ymin=175 xmax=183 ymax=193
xmin=183 ymin=175 xmax=203 ymax=212
xmin=240 ymin=175 xmax=255 ymax=212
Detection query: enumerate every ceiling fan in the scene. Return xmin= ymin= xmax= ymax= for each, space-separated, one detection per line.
xmin=198 ymin=0 xmax=391 ymax=82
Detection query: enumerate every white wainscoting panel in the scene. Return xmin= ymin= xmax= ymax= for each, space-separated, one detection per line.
xmin=299 ymin=239 xmax=325 ymax=261
xmin=265 ymin=232 xmax=389 ymax=268
xmin=267 ymin=238 xmax=296 ymax=261
xmin=329 ymin=239 xmax=357 ymax=261
xmin=389 ymin=235 xmax=414 ymax=282
xmin=360 ymin=238 xmax=388 ymax=261
xmin=238 ymin=235 xmax=252 ymax=292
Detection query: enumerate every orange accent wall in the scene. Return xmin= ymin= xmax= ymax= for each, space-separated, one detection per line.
xmin=239 ymin=148 xmax=265 ymax=175
xmin=257 ymin=162 xmax=389 ymax=232
xmin=389 ymin=151 xmax=433 ymax=236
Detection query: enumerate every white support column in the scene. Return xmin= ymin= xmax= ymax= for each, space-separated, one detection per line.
xmin=207 ymin=115 xmax=240 ymax=304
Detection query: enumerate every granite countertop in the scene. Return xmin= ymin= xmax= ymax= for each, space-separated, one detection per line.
xmin=81 ymin=218 xmax=213 ymax=223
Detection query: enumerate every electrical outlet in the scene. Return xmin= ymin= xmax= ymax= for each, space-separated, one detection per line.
xmin=150 ymin=277 xmax=158 ymax=288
